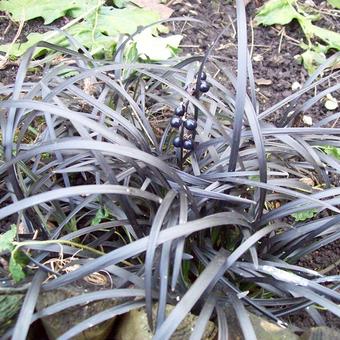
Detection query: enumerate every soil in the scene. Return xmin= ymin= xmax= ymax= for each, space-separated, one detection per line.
xmin=0 ymin=0 xmax=339 ymax=332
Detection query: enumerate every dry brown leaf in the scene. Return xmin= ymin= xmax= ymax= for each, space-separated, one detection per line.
xmin=131 ymin=0 xmax=173 ymax=19
xmin=299 ymin=177 xmax=314 ymax=187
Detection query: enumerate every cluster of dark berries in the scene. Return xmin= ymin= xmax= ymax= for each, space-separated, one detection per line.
xmin=171 ymin=72 xmax=210 ymax=151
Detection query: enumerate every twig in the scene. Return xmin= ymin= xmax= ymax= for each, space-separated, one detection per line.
xmin=228 ymin=15 xmax=236 ymax=39
xmin=278 ymin=26 xmax=285 ymax=54
xmin=272 ymin=27 xmax=300 ymax=45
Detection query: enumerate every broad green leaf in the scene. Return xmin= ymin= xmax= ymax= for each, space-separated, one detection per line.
xmin=0 ymin=31 xmax=68 ymax=57
xmin=0 ymin=0 xmax=100 ymax=24
xmin=93 ymin=6 xmax=160 ymax=36
xmin=0 ymin=4 xmax=171 ymax=60
xmin=291 ymin=208 xmax=317 ymax=221
xmin=327 ymin=0 xmax=340 ymax=9
xmin=0 ymin=225 xmax=16 ymax=252
xmin=310 ymin=25 xmax=340 ymax=50
xmin=67 ymin=21 xmax=118 ymax=58
xmin=125 ymin=42 xmax=138 ymax=63
xmin=254 ymin=0 xmax=298 ymax=26
xmin=9 ymin=251 xmax=27 ymax=282
xmin=68 ymin=0 xmax=105 ymax=18
xmin=134 ymin=28 xmax=182 ymax=60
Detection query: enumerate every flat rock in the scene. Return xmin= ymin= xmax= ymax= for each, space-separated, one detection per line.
xmin=300 ymin=326 xmax=340 ymax=340
xmin=37 ymin=284 xmax=116 ymax=340
xmin=224 ymin=306 xmax=299 ymax=340
xmin=115 ymin=304 xmax=217 ymax=340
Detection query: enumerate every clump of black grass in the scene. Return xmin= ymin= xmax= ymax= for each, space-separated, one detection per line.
xmin=0 ymin=1 xmax=340 ymax=339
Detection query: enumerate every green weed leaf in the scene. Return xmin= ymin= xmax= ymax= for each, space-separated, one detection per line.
xmin=310 ymin=25 xmax=340 ymax=50
xmin=9 ymin=250 xmax=29 ymax=283
xmin=327 ymin=0 xmax=340 ymax=9
xmin=291 ymin=208 xmax=317 ymax=221
xmin=0 ymin=226 xmax=28 ymax=282
xmin=255 ymin=0 xmax=298 ymax=26
xmin=91 ymin=207 xmax=111 ymax=226
xmin=320 ymin=145 xmax=340 ymax=160
xmin=125 ymin=42 xmax=139 ymax=63
xmin=0 ymin=225 xmax=16 ymax=252
xmin=0 ymin=31 xmax=68 ymax=57
xmin=0 ymin=0 xmax=99 ymax=24
xmin=94 ymin=6 xmax=159 ymax=35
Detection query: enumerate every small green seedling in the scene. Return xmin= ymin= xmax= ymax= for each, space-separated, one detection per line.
xmin=0 ymin=225 xmax=27 ymax=282
xmin=91 ymin=207 xmax=112 ymax=226
xmin=291 ymin=208 xmax=317 ymax=221
xmin=320 ymin=145 xmax=340 ymax=160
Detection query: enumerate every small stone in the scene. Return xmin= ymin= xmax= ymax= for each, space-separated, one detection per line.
xmin=253 ymin=54 xmax=263 ymax=62
xmin=324 ymin=94 xmax=338 ymax=111
xmin=255 ymin=78 xmax=272 ymax=86
xmin=292 ymin=81 xmax=302 ymax=91
xmin=302 ymin=115 xmax=313 ymax=126
xmin=115 ymin=305 xmax=217 ymax=340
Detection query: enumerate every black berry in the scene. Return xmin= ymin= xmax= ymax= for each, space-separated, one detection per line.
xmin=170 ymin=116 xmax=182 ymax=128
xmin=174 ymin=104 xmax=185 ymax=116
xmin=196 ymin=71 xmax=207 ymax=81
xmin=199 ymin=81 xmax=210 ymax=93
xmin=183 ymin=139 xmax=194 ymax=150
xmin=184 ymin=118 xmax=197 ymax=131
xmin=173 ymin=136 xmax=183 ymax=148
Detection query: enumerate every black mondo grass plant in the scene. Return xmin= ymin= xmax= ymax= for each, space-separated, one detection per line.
xmin=1 ymin=1 xmax=340 ymax=339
